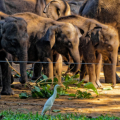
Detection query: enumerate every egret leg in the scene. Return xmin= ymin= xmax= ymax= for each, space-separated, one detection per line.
xmin=49 ymin=109 xmax=50 ymax=115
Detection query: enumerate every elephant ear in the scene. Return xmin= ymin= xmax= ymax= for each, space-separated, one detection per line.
xmin=44 ymin=1 xmax=61 ymax=16
xmin=88 ymin=27 xmax=102 ymax=46
xmin=44 ymin=25 xmax=59 ymax=48
xmin=0 ymin=20 xmax=5 ymax=35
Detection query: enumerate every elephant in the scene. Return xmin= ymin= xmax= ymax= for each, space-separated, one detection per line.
xmin=57 ymin=15 xmax=119 ymax=87
xmin=43 ymin=0 xmax=71 ymax=20
xmin=0 ymin=0 xmax=71 ymax=20
xmin=78 ymin=0 xmax=120 ymax=83
xmin=79 ymin=0 xmax=120 ymax=31
xmin=0 ymin=12 xmax=81 ymax=94
xmin=0 ymin=0 xmax=46 ymax=17
xmin=79 ymin=26 xmax=119 ymax=87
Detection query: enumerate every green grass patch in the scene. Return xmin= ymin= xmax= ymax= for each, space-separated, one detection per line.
xmin=0 ymin=110 xmax=120 ymax=120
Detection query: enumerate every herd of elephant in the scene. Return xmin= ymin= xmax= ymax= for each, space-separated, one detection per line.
xmin=0 ymin=0 xmax=119 ymax=95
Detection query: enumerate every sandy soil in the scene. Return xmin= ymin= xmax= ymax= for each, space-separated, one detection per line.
xmin=1 ymin=69 xmax=120 ymax=117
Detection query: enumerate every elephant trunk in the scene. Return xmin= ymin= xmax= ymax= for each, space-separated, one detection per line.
xmin=0 ymin=0 xmax=6 ymax=13
xmin=69 ymin=49 xmax=80 ymax=73
xmin=35 ymin=0 xmax=46 ymax=17
xmin=18 ymin=47 xmax=28 ymax=84
xmin=104 ymin=49 xmax=118 ymax=87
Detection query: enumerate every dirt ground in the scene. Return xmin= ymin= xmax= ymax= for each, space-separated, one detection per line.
xmin=1 ymin=0 xmax=120 ymax=118
xmin=1 ymin=64 xmax=120 ymax=117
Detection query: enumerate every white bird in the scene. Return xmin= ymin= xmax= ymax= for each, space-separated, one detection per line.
xmin=41 ymin=84 xmax=60 ymax=116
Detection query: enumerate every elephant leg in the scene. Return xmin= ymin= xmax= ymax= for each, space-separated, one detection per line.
xmin=80 ymin=60 xmax=88 ymax=81
xmin=1 ymin=53 xmax=14 ymax=95
xmin=43 ymin=57 xmax=53 ymax=83
xmin=53 ymin=54 xmax=62 ymax=84
xmin=116 ymin=55 xmax=119 ymax=66
xmin=87 ymin=64 xmax=97 ymax=88
xmin=95 ymin=53 xmax=102 ymax=88
xmin=0 ymin=65 xmax=2 ymax=87
xmin=11 ymin=74 xmax=14 ymax=84
xmin=103 ymin=60 xmax=120 ymax=83
xmin=103 ymin=60 xmax=112 ymax=83
xmin=32 ymin=63 xmax=42 ymax=80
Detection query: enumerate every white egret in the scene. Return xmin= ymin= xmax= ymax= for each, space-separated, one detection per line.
xmin=41 ymin=84 xmax=60 ymax=116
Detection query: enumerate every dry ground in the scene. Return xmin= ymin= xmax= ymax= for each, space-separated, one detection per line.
xmin=1 ymin=64 xmax=120 ymax=117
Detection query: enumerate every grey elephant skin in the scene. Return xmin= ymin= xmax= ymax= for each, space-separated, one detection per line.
xmin=57 ymin=15 xmax=119 ymax=87
xmin=0 ymin=0 xmax=71 ymax=20
xmin=0 ymin=12 xmax=80 ymax=95
xmin=0 ymin=0 xmax=46 ymax=17
xmin=79 ymin=0 xmax=120 ymax=83
xmin=0 ymin=19 xmax=15 ymax=94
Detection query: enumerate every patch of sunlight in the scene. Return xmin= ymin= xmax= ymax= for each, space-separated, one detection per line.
xmin=100 ymin=72 xmax=104 ymax=77
xmin=116 ymin=72 xmax=120 ymax=76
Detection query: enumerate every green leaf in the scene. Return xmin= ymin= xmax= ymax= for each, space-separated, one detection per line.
xmin=84 ymin=82 xmax=99 ymax=95
xmin=64 ymin=74 xmax=70 ymax=81
xmin=53 ymin=77 xmax=58 ymax=85
xmin=77 ymin=79 xmax=85 ymax=88
xmin=68 ymin=98 xmax=72 ymax=100
xmin=54 ymin=77 xmax=58 ymax=82
xmin=47 ymin=84 xmax=51 ymax=90
xmin=42 ymin=75 xmax=48 ymax=80
xmin=14 ymin=73 xmax=20 ymax=78
xmin=52 ymin=109 xmax=61 ymax=113
xmin=73 ymin=74 xmax=80 ymax=78
xmin=34 ymin=86 xmax=40 ymax=92
xmin=68 ymin=94 xmax=76 ymax=98
xmin=19 ymin=93 xmax=28 ymax=99
xmin=103 ymin=87 xmax=112 ymax=90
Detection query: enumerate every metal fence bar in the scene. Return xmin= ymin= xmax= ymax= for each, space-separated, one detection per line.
xmin=0 ymin=60 xmax=117 ymax=65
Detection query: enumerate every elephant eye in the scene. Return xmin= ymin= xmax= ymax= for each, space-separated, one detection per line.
xmin=104 ymin=40 xmax=108 ymax=44
xmin=11 ymin=39 xmax=17 ymax=46
xmin=107 ymin=45 xmax=113 ymax=51
xmin=68 ymin=41 xmax=72 ymax=47
xmin=25 ymin=29 xmax=27 ymax=32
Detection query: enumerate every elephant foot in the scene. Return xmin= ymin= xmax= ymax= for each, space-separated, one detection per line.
xmin=1 ymin=88 xmax=14 ymax=95
xmin=96 ymin=80 xmax=102 ymax=88
xmin=111 ymin=83 xmax=116 ymax=88
xmin=92 ymin=82 xmax=98 ymax=88
xmin=31 ymin=76 xmax=40 ymax=81
xmin=19 ymin=77 xmax=27 ymax=84
xmin=82 ymin=75 xmax=89 ymax=82
xmin=59 ymin=83 xmax=65 ymax=89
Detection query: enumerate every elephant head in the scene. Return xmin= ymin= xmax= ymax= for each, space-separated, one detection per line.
xmin=1 ymin=17 xmax=29 ymax=84
xmin=42 ymin=23 xmax=81 ymax=73
xmin=88 ymin=26 xmax=119 ymax=86
xmin=43 ymin=0 xmax=71 ymax=20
